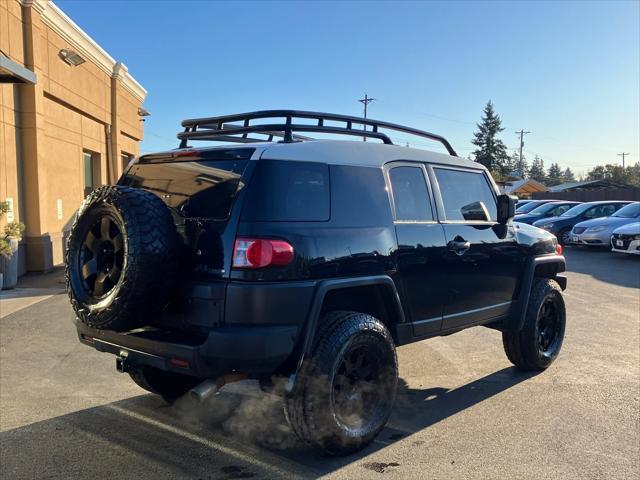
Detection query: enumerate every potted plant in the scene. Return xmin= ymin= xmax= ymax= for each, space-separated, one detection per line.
xmin=0 ymin=201 xmax=25 ymax=290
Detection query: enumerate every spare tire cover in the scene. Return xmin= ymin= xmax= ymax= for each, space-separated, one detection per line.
xmin=66 ymin=185 xmax=180 ymax=331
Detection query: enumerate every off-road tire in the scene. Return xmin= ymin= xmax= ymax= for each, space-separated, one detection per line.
xmin=284 ymin=311 xmax=398 ymax=456
xmin=503 ymin=278 xmax=566 ymax=371
xmin=129 ymin=366 xmax=202 ymax=403
xmin=66 ymin=185 xmax=180 ymax=331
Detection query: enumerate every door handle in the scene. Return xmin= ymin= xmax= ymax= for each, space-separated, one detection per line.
xmin=448 ymin=239 xmax=471 ymax=255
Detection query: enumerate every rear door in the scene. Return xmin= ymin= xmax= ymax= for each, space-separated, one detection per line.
xmin=386 ymin=162 xmax=447 ymax=336
xmin=121 ymin=149 xmax=255 ymax=280
xmin=428 ymin=165 xmax=520 ymax=330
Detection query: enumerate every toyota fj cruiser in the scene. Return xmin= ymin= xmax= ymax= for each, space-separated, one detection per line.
xmin=66 ymin=110 xmax=567 ymax=455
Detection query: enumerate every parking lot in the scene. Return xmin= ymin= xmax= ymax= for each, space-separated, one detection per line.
xmin=1 ymin=248 xmax=638 ymax=480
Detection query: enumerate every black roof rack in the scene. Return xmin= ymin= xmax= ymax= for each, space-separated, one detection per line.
xmin=177 ymin=110 xmax=458 ymax=156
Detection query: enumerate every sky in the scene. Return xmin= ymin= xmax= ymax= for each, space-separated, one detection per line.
xmin=57 ymin=0 xmax=640 ymax=177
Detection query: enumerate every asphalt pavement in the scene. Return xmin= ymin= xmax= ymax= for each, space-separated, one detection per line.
xmin=1 ymin=249 xmax=638 ymax=479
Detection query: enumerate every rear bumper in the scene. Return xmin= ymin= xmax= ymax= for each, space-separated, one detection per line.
xmin=76 ymin=319 xmax=299 ymax=378
xmin=74 ymin=278 xmax=318 ymax=377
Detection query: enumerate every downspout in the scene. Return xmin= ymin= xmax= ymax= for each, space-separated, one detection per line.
xmin=105 ymin=124 xmax=113 ymax=184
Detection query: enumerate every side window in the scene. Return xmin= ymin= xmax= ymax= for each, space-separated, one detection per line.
xmin=584 ymin=206 xmax=600 ymax=219
xmin=330 ymin=165 xmax=392 ymax=226
xmin=242 ymin=160 xmax=330 ymax=221
xmin=388 ymin=166 xmax=434 ymax=221
xmin=555 ymin=205 xmax=571 ymax=216
xmin=434 ymin=168 xmax=497 ymax=221
xmin=602 ymin=204 xmax=617 ymax=216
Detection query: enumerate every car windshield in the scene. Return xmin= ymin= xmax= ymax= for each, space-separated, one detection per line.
xmin=526 ymin=202 xmax=562 ymax=216
xmin=612 ymin=203 xmax=639 ymax=218
xmin=561 ymin=203 xmax=593 ymax=217
xmin=516 ymin=201 xmax=544 ymax=214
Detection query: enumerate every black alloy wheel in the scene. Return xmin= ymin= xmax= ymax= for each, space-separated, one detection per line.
xmin=79 ymin=216 xmax=125 ymax=298
xmin=331 ymin=344 xmax=388 ymax=432
xmin=537 ymin=297 xmax=561 ymax=354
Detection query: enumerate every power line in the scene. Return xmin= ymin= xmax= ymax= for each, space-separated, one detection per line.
xmin=358 ymin=94 xmax=376 ymax=142
xmin=617 ymin=152 xmax=630 ymax=168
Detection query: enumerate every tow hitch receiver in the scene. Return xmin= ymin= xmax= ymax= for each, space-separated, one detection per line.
xmin=116 ymin=350 xmax=130 ymax=373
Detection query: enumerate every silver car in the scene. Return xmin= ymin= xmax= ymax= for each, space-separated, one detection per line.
xmin=570 ymin=202 xmax=640 ymax=247
xmin=611 ymin=222 xmax=640 ymax=255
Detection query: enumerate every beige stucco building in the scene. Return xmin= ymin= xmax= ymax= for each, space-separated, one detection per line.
xmin=1 ymin=0 xmax=146 ymax=273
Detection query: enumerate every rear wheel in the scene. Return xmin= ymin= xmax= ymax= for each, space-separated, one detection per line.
xmin=284 ymin=311 xmax=398 ymax=455
xmin=129 ymin=366 xmax=202 ymax=403
xmin=503 ymin=278 xmax=566 ymax=371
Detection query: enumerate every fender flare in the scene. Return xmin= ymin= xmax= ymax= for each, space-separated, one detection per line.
xmin=505 ymin=255 xmax=567 ymax=331
xmin=285 ymin=275 xmax=405 ymax=394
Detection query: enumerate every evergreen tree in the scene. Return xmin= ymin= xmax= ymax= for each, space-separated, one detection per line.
xmin=506 ymin=150 xmax=527 ymax=178
xmin=547 ymin=163 xmax=563 ymax=186
xmin=563 ymin=167 xmax=576 ymax=183
xmin=503 ymin=151 xmax=518 ymax=178
xmin=587 ymin=165 xmax=606 ymax=181
xmin=528 ymin=155 xmax=546 ymax=183
xmin=471 ymin=101 xmax=509 ymax=174
xmin=586 ymin=163 xmax=640 ymax=185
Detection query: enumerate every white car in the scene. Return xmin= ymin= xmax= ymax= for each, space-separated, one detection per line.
xmin=611 ymin=222 xmax=640 ymax=255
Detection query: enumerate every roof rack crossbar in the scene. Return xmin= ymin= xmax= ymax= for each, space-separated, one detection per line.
xmin=178 ymin=110 xmax=457 ymax=156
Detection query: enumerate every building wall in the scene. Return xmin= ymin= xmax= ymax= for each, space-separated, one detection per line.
xmin=0 ymin=0 xmax=147 ymax=272
xmin=1 ymin=1 xmax=26 ymax=239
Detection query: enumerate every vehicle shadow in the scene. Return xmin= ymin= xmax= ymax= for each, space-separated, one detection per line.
xmin=0 ymin=367 xmax=535 ymax=479
xmin=563 ymin=247 xmax=640 ymax=289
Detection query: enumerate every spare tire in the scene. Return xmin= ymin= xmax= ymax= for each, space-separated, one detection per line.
xmin=65 ymin=185 xmax=180 ymax=331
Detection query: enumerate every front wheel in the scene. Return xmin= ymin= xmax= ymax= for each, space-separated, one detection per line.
xmin=557 ymin=228 xmax=572 ymax=246
xmin=502 ymin=278 xmax=566 ymax=371
xmin=284 ymin=311 xmax=398 ymax=455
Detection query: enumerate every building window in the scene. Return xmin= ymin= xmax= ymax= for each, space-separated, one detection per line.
xmin=83 ymin=151 xmax=101 ymax=197
xmin=121 ymin=152 xmax=134 ymax=173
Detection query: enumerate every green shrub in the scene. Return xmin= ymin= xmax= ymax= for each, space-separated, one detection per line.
xmin=0 ymin=201 xmax=25 ymax=259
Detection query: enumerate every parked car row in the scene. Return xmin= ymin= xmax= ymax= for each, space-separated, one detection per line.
xmin=515 ymin=200 xmax=640 ymax=256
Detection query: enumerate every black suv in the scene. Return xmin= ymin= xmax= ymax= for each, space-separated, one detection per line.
xmin=66 ymin=110 xmax=567 ymax=455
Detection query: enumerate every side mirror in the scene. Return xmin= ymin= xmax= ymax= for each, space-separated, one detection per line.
xmin=497 ymin=194 xmax=517 ymax=224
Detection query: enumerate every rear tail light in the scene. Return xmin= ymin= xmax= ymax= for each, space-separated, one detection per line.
xmin=169 ymin=358 xmax=190 ymax=369
xmin=556 ymin=244 xmax=563 ymax=255
xmin=232 ymin=238 xmax=294 ymax=268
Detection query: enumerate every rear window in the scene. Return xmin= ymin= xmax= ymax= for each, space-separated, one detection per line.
xmin=242 ymin=160 xmax=330 ymax=221
xmin=123 ymin=160 xmax=248 ymax=219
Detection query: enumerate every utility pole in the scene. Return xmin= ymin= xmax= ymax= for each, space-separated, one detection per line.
xmin=358 ymin=93 xmax=375 ymax=141
xmin=515 ymin=129 xmax=531 ymax=164
xmin=617 ymin=152 xmax=630 ymax=168
xmin=515 ymin=129 xmax=531 ymax=176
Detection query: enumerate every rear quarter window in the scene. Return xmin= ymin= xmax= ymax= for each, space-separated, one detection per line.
xmin=241 ymin=160 xmax=330 ymax=221
xmin=330 ymin=165 xmax=392 ymax=226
